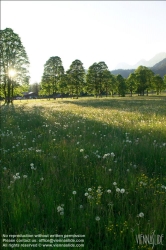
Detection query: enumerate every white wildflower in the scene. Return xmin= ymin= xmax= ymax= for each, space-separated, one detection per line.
xmin=84 ymin=155 xmax=89 ymax=159
xmin=111 ymin=152 xmax=115 ymax=157
xmin=138 ymin=212 xmax=144 ymax=218
xmin=36 ymin=149 xmax=42 ymax=153
xmin=103 ymin=153 xmax=110 ymax=159
xmin=31 ymin=166 xmax=36 ymax=170
xmin=95 ymin=216 xmax=100 ymax=221
xmin=120 ymin=188 xmax=125 ymax=193
xmin=57 ymin=206 xmax=64 ymax=213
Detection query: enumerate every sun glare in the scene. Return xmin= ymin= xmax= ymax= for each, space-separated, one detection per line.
xmin=8 ymin=69 xmax=16 ymax=78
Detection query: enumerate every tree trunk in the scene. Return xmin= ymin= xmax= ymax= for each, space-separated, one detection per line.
xmin=11 ymin=80 xmax=14 ymax=104
xmin=106 ymin=87 xmax=108 ymax=97
xmin=49 ymin=89 xmax=50 ymax=100
xmin=7 ymin=78 xmax=11 ymax=104
xmin=76 ymin=86 xmax=78 ymax=99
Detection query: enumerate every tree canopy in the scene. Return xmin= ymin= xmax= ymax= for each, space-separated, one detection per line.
xmin=86 ymin=61 xmax=114 ymax=97
xmin=134 ymin=66 xmax=154 ymax=95
xmin=41 ymin=56 xmax=64 ymax=99
xmin=66 ymin=59 xmax=85 ymax=98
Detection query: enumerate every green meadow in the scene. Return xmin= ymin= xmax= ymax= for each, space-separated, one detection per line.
xmin=1 ymin=96 xmax=166 ymax=250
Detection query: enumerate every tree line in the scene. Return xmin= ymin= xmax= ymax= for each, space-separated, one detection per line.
xmin=40 ymin=56 xmax=166 ymax=98
xmin=1 ymin=28 xmax=166 ymax=104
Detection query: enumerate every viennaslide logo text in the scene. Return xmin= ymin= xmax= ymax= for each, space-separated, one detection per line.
xmin=136 ymin=231 xmax=164 ymax=248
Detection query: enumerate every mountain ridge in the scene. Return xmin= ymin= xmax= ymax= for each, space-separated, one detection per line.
xmin=114 ymin=52 xmax=166 ymax=70
xmin=111 ymin=57 xmax=166 ymax=78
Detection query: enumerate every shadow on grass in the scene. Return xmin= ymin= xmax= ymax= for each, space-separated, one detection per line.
xmin=62 ymin=96 xmax=166 ymax=116
xmin=1 ymin=102 xmax=166 ymax=247
xmin=1 ymin=102 xmax=165 ymax=177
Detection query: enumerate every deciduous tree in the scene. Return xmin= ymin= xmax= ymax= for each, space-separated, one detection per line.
xmin=163 ymin=75 xmax=166 ymax=88
xmin=41 ymin=56 xmax=64 ymax=99
xmin=134 ymin=66 xmax=154 ymax=96
xmin=102 ymin=70 xmax=116 ymax=97
xmin=152 ymin=74 xmax=164 ymax=95
xmin=116 ymin=74 xmax=127 ymax=97
xmin=66 ymin=59 xmax=85 ymax=98
xmin=0 ymin=28 xmax=30 ymax=104
xmin=127 ymin=73 xmax=137 ymax=97
xmin=86 ymin=63 xmax=100 ymax=97
xmin=86 ymin=61 xmax=109 ymax=97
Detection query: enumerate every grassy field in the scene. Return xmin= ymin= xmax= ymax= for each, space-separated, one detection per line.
xmin=1 ymin=96 xmax=166 ymax=250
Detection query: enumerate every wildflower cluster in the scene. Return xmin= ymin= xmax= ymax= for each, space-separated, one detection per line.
xmin=57 ymin=205 xmax=64 ymax=215
xmin=113 ymin=182 xmax=125 ymax=194
xmin=103 ymin=152 xmax=115 ymax=159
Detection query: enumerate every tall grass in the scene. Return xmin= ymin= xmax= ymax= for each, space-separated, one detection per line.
xmin=1 ymin=96 xmax=166 ymax=250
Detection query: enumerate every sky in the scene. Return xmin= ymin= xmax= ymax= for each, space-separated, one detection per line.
xmin=1 ymin=1 xmax=166 ymax=84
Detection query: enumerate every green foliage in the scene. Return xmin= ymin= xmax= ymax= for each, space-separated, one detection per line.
xmin=152 ymin=74 xmax=164 ymax=95
xmin=86 ymin=61 xmax=113 ymax=97
xmin=66 ymin=59 xmax=85 ymax=98
xmin=41 ymin=56 xmax=64 ymax=98
xmin=134 ymin=66 xmax=154 ymax=95
xmin=102 ymin=69 xmax=113 ymax=96
xmin=86 ymin=63 xmax=100 ymax=96
xmin=58 ymin=73 xmax=69 ymax=94
xmin=116 ymin=74 xmax=127 ymax=97
xmin=163 ymin=74 xmax=166 ymax=87
xmin=127 ymin=73 xmax=137 ymax=96
xmin=0 ymin=28 xmax=30 ymax=103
